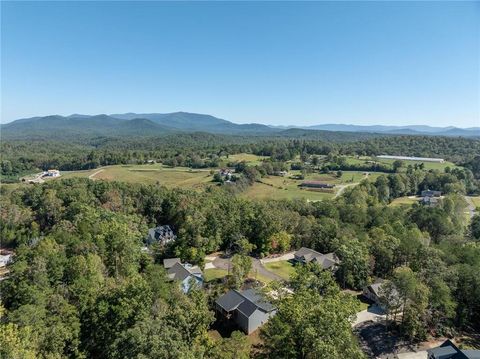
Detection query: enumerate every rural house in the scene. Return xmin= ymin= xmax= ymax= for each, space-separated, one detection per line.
xmin=293 ymin=247 xmax=340 ymax=271
xmin=44 ymin=169 xmax=60 ymax=177
xmin=421 ymin=189 xmax=442 ymax=207
xmin=163 ymin=259 xmax=203 ymax=293
xmin=422 ymin=196 xmax=439 ymax=207
xmin=363 ymin=279 xmax=399 ymax=309
xmin=0 ymin=250 xmax=13 ymax=268
xmin=421 ymin=189 xmax=442 ymax=197
xmin=215 ymin=288 xmax=276 ymax=334
xmin=427 ymin=339 xmax=480 ymax=359
xmin=146 ymin=225 xmax=177 ymax=246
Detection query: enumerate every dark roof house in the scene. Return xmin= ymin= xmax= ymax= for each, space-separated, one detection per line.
xmin=215 ymin=288 xmax=276 ymax=334
xmin=164 ymin=260 xmax=203 ymax=293
xmin=363 ymin=279 xmax=399 ymax=308
xmin=421 ymin=189 xmax=442 ymax=197
xmin=163 ymin=257 xmax=181 ymax=269
xmin=427 ymin=339 xmax=480 ymax=359
xmin=293 ymin=247 xmax=340 ymax=270
xmin=146 ymin=225 xmax=177 ymax=246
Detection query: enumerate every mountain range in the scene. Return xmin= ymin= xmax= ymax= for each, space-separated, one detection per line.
xmin=1 ymin=112 xmax=478 ymax=139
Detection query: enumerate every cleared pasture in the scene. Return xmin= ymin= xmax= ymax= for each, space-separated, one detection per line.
xmin=62 ymin=164 xmax=214 ymax=189
xmin=224 ymin=153 xmax=269 ymax=165
xmin=242 ymin=170 xmax=383 ymax=201
xmin=346 ymin=156 xmax=457 ymax=171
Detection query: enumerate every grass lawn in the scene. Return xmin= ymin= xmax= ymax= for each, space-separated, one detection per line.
xmin=469 ymin=196 xmax=480 ymax=210
xmin=248 ymin=270 xmax=273 ymax=284
xmin=389 ymin=196 xmax=420 ymax=207
xmin=242 ymin=170 xmax=382 ymax=201
xmin=263 ymin=261 xmax=295 ymax=281
xmin=204 ymin=268 xmax=229 ymax=282
xmin=358 ymin=300 xmax=369 ymax=311
xmin=345 ymin=155 xmax=458 ymax=171
xmin=373 ymin=156 xmax=457 ymax=171
xmin=225 ymin=153 xmax=269 ymax=166
xmin=61 ymin=164 xmax=215 ymax=189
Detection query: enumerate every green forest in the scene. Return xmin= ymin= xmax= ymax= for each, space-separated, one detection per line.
xmin=1 ymin=133 xmax=480 ymax=358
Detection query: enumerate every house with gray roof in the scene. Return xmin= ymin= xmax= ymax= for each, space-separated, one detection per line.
xmin=293 ymin=247 xmax=340 ymax=271
xmin=363 ymin=279 xmax=399 ymax=309
xmin=427 ymin=339 xmax=480 ymax=359
xmin=421 ymin=189 xmax=442 ymax=198
xmin=163 ymin=257 xmax=181 ymax=269
xmin=215 ymin=288 xmax=276 ymax=334
xmin=146 ymin=225 xmax=176 ymax=246
xmin=164 ymin=259 xmax=203 ymax=293
xmin=422 ymin=196 xmax=439 ymax=207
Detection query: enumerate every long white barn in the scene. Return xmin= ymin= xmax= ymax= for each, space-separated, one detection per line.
xmin=377 ymin=155 xmax=445 ymax=163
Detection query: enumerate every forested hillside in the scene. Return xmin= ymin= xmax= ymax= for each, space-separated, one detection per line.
xmin=1 ymin=174 xmax=479 ymax=358
xmin=2 ymin=133 xmax=479 ymax=182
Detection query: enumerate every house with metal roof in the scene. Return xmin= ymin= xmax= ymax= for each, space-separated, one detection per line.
xmin=427 ymin=339 xmax=480 ymax=359
xmin=293 ymin=247 xmax=340 ymax=271
xmin=163 ymin=259 xmax=203 ymax=293
xmin=215 ymin=288 xmax=276 ymax=334
xmin=298 ymin=181 xmax=335 ymax=189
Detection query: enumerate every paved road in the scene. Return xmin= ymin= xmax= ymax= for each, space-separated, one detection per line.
xmin=260 ymin=252 xmax=294 ymax=264
xmin=352 ymin=305 xmax=386 ymax=327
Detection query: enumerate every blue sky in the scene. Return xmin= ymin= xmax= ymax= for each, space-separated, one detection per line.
xmin=1 ymin=1 xmax=479 ymax=127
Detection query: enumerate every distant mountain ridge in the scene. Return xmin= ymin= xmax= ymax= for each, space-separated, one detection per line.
xmin=1 ymin=112 xmax=279 ymax=139
xmin=300 ymin=123 xmax=479 ymax=136
xmin=1 ymin=112 xmax=478 ymax=139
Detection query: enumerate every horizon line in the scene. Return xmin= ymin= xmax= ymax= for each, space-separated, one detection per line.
xmin=1 ymin=112 xmax=478 ymax=130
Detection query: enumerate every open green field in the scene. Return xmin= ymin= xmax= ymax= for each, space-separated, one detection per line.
xmin=242 ymin=170 xmax=383 ymax=201
xmin=469 ymin=196 xmax=480 ymax=209
xmin=225 ymin=153 xmax=268 ymax=165
xmin=346 ymin=156 xmax=457 ymax=171
xmin=62 ymin=164 xmax=214 ymax=189
xmin=204 ymin=268 xmax=229 ymax=282
xmin=60 ymin=153 xmax=268 ymax=187
xmin=263 ymin=261 xmax=295 ymax=281
xmin=389 ymin=196 xmax=420 ymax=207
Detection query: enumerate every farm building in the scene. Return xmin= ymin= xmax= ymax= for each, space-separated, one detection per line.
xmin=44 ymin=169 xmax=60 ymax=177
xmin=298 ymin=181 xmax=335 ymax=189
xmin=377 ymin=155 xmax=445 ymax=163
